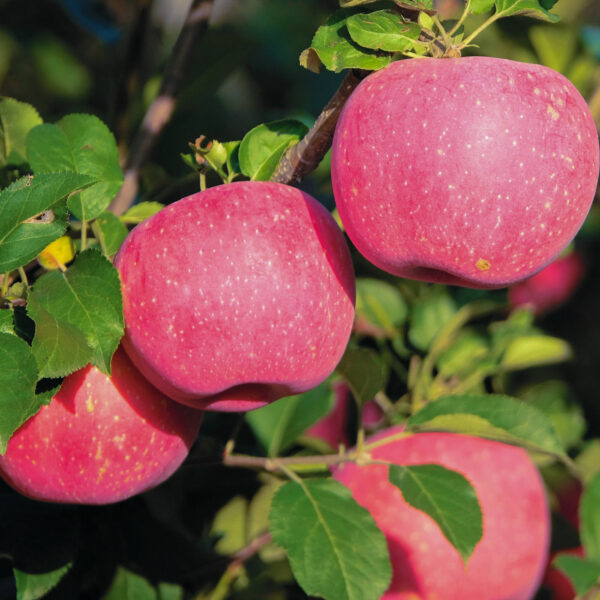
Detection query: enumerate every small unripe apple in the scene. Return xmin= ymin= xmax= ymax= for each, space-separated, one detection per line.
xmin=331 ymin=57 xmax=599 ymax=288
xmin=115 ymin=181 xmax=355 ymax=411
xmin=0 ymin=348 xmax=202 ymax=504
xmin=508 ymin=250 xmax=585 ymax=315
xmin=333 ymin=427 xmax=550 ymax=599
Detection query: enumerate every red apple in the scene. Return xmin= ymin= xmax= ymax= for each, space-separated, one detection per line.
xmin=0 ymin=348 xmax=202 ymax=504
xmin=332 ymin=427 xmax=550 ymax=599
xmin=114 ymin=181 xmax=355 ymax=412
xmin=508 ymin=250 xmax=585 ymax=315
xmin=331 ymin=57 xmax=599 ymax=288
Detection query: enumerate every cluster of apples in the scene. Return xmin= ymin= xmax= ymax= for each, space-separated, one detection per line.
xmin=1 ymin=56 xmax=598 ymax=597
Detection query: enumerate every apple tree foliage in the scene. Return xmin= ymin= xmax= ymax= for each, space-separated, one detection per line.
xmin=0 ymin=0 xmax=600 ymax=598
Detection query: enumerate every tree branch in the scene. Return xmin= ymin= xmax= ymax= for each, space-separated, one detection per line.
xmin=109 ymin=0 xmax=215 ymax=216
xmin=270 ymin=69 xmax=368 ymax=185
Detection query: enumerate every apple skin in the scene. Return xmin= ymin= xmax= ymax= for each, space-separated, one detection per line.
xmin=332 ymin=427 xmax=550 ymax=599
xmin=114 ymin=181 xmax=355 ymax=412
xmin=508 ymin=251 xmax=584 ymax=315
xmin=0 ymin=348 xmax=202 ymax=505
xmin=331 ymin=57 xmax=599 ymax=288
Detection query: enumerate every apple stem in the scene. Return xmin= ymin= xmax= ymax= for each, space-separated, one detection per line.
xmin=432 ymin=15 xmax=455 ymax=55
xmin=270 ymin=69 xmax=368 ymax=185
xmin=200 ymin=172 xmax=207 ymax=192
xmin=223 ymin=449 xmax=359 ymax=472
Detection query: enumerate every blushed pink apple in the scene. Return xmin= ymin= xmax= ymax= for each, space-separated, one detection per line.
xmin=333 ymin=427 xmax=550 ymax=599
xmin=331 ymin=57 xmax=599 ymax=288
xmin=0 ymin=348 xmax=202 ymax=504
xmin=508 ymin=250 xmax=585 ymax=315
xmin=115 ymin=181 xmax=355 ymax=412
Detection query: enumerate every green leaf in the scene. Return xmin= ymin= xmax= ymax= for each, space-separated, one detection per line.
xmin=0 ymin=97 xmax=42 ymax=167
xmin=0 ymin=307 xmax=13 ymax=334
xmin=346 ymin=11 xmax=422 ymax=52
xmin=27 ymin=114 xmax=123 ymax=221
xmin=436 ymin=331 xmax=489 ymax=377
xmin=407 ymin=394 xmax=566 ymax=458
xmin=27 ymin=294 xmax=93 ymax=378
xmin=408 ymin=288 xmax=457 ymax=352
xmin=494 ymin=0 xmax=560 ymax=22
xmin=14 ymin=563 xmax=72 ymax=600
xmin=581 ymin=473 xmax=600 ymax=562
xmin=120 ymin=201 xmax=164 ymax=225
xmin=471 ymin=0 xmax=496 ymax=13
xmin=28 ymin=249 xmax=123 ymax=374
xmin=102 ymin=567 xmax=157 ymax=600
xmin=553 ymin=554 xmax=600 ymax=597
xmin=336 ymin=346 xmax=385 ymax=407
xmin=339 ymin=0 xmax=382 ymax=6
xmin=246 ymin=383 xmax=335 ymax=457
xmin=211 ymin=495 xmax=248 ymax=554
xmin=223 ymin=140 xmax=241 ymax=179
xmin=355 ymin=278 xmax=407 ymax=337
xmin=92 ymin=211 xmax=128 ymax=256
xmin=501 ymin=335 xmax=572 ymax=370
xmin=519 ymin=381 xmax=585 ymax=451
xmin=388 ymin=463 xmax=482 ymax=562
xmin=157 ymin=583 xmax=183 ymax=600
xmin=269 ymin=479 xmax=392 ymax=600
xmin=0 ymin=332 xmax=39 ymax=454
xmin=394 ymin=0 xmax=435 ymax=12
xmin=311 ymin=10 xmax=393 ymax=74
xmin=0 ymin=173 xmax=92 ymax=272
xmin=239 ymin=120 xmax=308 ymax=181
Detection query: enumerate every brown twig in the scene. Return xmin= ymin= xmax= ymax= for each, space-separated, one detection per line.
xmin=270 ymin=69 xmax=368 ymax=185
xmin=109 ymin=0 xmax=215 ymax=216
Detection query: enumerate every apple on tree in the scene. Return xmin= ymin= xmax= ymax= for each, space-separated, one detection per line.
xmin=0 ymin=347 xmax=203 ymax=505
xmin=331 ymin=57 xmax=599 ymax=289
xmin=333 ymin=427 xmax=550 ymax=600
xmin=115 ymin=181 xmax=356 ymax=412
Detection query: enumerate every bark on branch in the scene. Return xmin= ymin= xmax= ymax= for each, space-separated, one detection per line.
xmin=109 ymin=0 xmax=215 ymax=216
xmin=270 ymin=69 xmax=368 ymax=186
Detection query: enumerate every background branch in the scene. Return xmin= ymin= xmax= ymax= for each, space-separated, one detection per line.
xmin=109 ymin=0 xmax=215 ymax=216
xmin=270 ymin=69 xmax=368 ymax=186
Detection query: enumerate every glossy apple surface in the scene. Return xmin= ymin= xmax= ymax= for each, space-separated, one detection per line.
xmin=508 ymin=251 xmax=585 ymax=315
xmin=333 ymin=428 xmax=550 ymax=599
xmin=331 ymin=57 xmax=599 ymax=288
xmin=115 ymin=181 xmax=355 ymax=411
xmin=305 ymin=382 xmax=350 ymax=449
xmin=0 ymin=348 xmax=202 ymax=504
